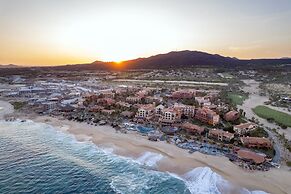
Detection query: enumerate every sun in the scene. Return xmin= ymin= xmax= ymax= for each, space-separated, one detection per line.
xmin=115 ymin=60 xmax=123 ymax=64
xmin=113 ymin=61 xmax=124 ymax=69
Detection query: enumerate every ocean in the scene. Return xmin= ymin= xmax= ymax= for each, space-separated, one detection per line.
xmin=0 ymin=120 xmax=266 ymax=194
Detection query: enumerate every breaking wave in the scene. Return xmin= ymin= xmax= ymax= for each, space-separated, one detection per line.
xmin=136 ymin=151 xmax=164 ymax=167
xmin=0 ymin=120 xmax=268 ymax=194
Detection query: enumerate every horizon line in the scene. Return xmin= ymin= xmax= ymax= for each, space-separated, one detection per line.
xmin=1 ymin=50 xmax=290 ymax=67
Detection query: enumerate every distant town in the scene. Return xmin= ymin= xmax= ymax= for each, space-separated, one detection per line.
xmin=1 ymin=67 xmax=290 ymax=172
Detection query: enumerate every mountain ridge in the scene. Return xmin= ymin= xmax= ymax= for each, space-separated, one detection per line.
xmin=1 ymin=50 xmax=291 ymax=70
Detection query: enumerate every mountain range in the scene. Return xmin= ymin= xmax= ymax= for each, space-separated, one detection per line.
xmin=57 ymin=50 xmax=291 ymax=70
xmin=0 ymin=64 xmax=19 ymax=69
xmin=1 ymin=50 xmax=291 ymax=70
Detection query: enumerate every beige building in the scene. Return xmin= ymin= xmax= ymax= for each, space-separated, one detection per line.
xmin=209 ymin=129 xmax=234 ymax=142
xmin=174 ymin=103 xmax=195 ymax=117
xmin=136 ymin=104 xmax=155 ymax=119
xmin=234 ymin=122 xmax=257 ymax=135
xmin=159 ymin=108 xmax=181 ymax=124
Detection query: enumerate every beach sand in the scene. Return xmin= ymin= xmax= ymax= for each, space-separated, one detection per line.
xmin=33 ymin=116 xmax=291 ymax=194
xmin=1 ymin=100 xmax=291 ymax=193
xmin=0 ymin=100 xmax=14 ymax=119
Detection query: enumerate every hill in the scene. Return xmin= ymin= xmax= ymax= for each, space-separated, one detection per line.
xmin=2 ymin=50 xmax=291 ymax=71
xmin=0 ymin=64 xmax=19 ymax=68
xmin=89 ymin=50 xmax=291 ymax=70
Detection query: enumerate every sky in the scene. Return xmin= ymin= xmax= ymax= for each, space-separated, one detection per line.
xmin=0 ymin=0 xmax=291 ymax=66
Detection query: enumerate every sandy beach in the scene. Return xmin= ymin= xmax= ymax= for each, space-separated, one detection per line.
xmin=32 ymin=116 xmax=291 ymax=194
xmin=1 ymin=100 xmax=291 ymax=193
xmin=0 ymin=100 xmax=14 ymax=119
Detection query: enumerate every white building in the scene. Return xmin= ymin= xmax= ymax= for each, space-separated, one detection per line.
xmin=160 ymin=108 xmax=181 ymax=124
xmin=174 ymin=103 xmax=195 ymax=117
xmin=155 ymin=104 xmax=165 ymax=115
xmin=136 ymin=104 xmax=155 ymax=119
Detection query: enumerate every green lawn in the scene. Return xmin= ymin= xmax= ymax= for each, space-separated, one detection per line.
xmin=227 ymin=93 xmax=247 ymax=105
xmin=11 ymin=101 xmax=26 ymax=110
xmin=252 ymin=105 xmax=291 ymax=127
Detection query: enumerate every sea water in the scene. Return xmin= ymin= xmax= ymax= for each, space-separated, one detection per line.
xmin=0 ymin=120 xmax=266 ymax=194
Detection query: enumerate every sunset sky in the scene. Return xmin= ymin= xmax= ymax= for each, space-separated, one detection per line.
xmin=0 ymin=0 xmax=291 ymax=66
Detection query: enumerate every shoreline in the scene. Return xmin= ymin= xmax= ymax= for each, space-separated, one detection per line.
xmin=33 ymin=115 xmax=291 ymax=194
xmin=1 ymin=100 xmax=291 ymax=193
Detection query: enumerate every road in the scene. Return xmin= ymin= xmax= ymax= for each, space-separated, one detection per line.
xmin=237 ymin=80 xmax=291 ymax=163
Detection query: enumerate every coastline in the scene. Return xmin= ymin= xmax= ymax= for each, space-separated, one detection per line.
xmin=0 ymin=100 xmax=14 ymax=119
xmin=1 ymin=100 xmax=291 ymax=193
xmin=33 ymin=115 xmax=291 ymax=194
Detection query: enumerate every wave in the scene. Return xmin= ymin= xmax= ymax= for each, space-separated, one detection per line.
xmin=182 ymin=167 xmax=222 ymax=194
xmin=167 ymin=167 xmax=268 ymax=194
xmin=0 ymin=120 xmax=268 ymax=194
xmin=136 ymin=151 xmax=164 ymax=168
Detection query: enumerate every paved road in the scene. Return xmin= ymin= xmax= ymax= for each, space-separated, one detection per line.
xmin=237 ymin=80 xmax=287 ymax=163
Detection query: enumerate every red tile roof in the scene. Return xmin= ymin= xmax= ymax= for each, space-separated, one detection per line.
xmin=181 ymin=122 xmax=205 ymax=134
xmin=224 ymin=110 xmax=240 ymax=121
xmin=237 ymin=150 xmax=265 ymax=164
xmin=240 ymin=137 xmax=272 ymax=146
xmin=234 ymin=122 xmax=256 ymax=129
xmin=209 ymin=129 xmax=234 ymax=139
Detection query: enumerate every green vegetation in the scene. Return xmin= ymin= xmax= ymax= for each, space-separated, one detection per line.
xmin=249 ymin=127 xmax=269 ymax=138
xmin=227 ymin=93 xmax=247 ymax=105
xmin=252 ymin=105 xmax=291 ymax=127
xmin=276 ymin=132 xmax=291 ymax=152
xmin=287 ymin=161 xmax=291 ymax=167
xmin=255 ymin=148 xmax=275 ymax=158
xmin=11 ymin=101 xmax=26 ymax=110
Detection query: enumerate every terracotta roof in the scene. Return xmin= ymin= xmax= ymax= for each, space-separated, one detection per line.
xmin=139 ymin=104 xmax=155 ymax=111
xmin=209 ymin=129 xmax=234 ymax=139
xmin=181 ymin=122 xmax=205 ymax=134
xmin=224 ymin=110 xmax=240 ymax=121
xmin=197 ymin=107 xmax=218 ymax=116
xmin=163 ymin=108 xmax=180 ymax=114
xmin=237 ymin=150 xmax=265 ymax=164
xmin=121 ymin=111 xmax=134 ymax=117
xmin=234 ymin=122 xmax=256 ymax=129
xmin=241 ymin=137 xmax=272 ymax=146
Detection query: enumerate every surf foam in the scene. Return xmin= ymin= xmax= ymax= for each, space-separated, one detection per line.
xmin=136 ymin=151 xmax=164 ymax=167
xmin=179 ymin=167 xmax=268 ymax=194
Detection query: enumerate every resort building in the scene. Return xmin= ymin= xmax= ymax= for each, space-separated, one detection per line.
xmin=126 ymin=96 xmax=142 ymax=104
xmin=84 ymin=94 xmax=98 ymax=104
xmin=159 ymin=108 xmax=181 ymax=124
xmin=195 ymin=97 xmax=211 ymax=106
xmin=155 ymin=104 xmax=165 ymax=115
xmin=171 ymin=90 xmax=196 ymax=99
xmin=58 ymin=105 xmax=75 ymax=113
xmin=236 ymin=149 xmax=266 ymax=164
xmin=101 ymin=109 xmax=116 ymax=115
xmin=89 ymin=105 xmax=104 ymax=112
xmin=240 ymin=137 xmax=272 ymax=149
xmin=234 ymin=122 xmax=257 ymax=135
xmin=116 ymin=101 xmax=131 ymax=109
xmin=145 ymin=96 xmax=163 ymax=104
xmin=136 ymin=104 xmax=155 ymax=119
xmin=121 ymin=111 xmax=135 ymax=118
xmin=174 ymin=103 xmax=195 ymax=117
xmin=115 ymin=88 xmax=128 ymax=95
xmin=42 ymin=102 xmax=58 ymax=111
xmin=208 ymin=129 xmax=234 ymax=142
xmin=195 ymin=107 xmax=220 ymax=126
xmin=97 ymin=98 xmax=116 ymax=106
xmin=136 ymin=90 xmax=149 ymax=97
xmin=224 ymin=110 xmax=240 ymax=122
xmin=181 ymin=122 xmax=205 ymax=135
xmin=100 ymin=91 xmax=115 ymax=98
